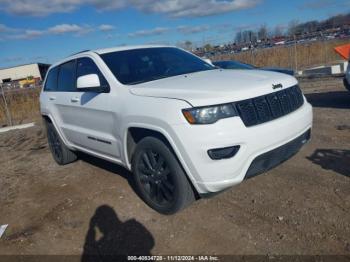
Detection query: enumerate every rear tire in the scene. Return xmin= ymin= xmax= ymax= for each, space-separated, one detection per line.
xmin=131 ymin=137 xmax=195 ymax=214
xmin=46 ymin=120 xmax=77 ymax=165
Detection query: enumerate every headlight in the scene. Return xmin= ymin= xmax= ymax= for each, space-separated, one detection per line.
xmin=182 ymin=103 xmax=237 ymax=124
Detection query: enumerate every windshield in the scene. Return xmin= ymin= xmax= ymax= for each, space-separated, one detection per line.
xmin=100 ymin=47 xmax=215 ymax=85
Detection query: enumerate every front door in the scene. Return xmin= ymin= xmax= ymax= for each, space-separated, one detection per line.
xmin=54 ymin=58 xmax=121 ymax=159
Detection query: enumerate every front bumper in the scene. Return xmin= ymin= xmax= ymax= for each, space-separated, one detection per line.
xmin=245 ymin=128 xmax=311 ymax=179
xmin=170 ymin=101 xmax=313 ymax=194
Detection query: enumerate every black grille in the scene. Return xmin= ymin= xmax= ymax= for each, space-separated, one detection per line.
xmin=235 ymin=85 xmax=304 ymax=127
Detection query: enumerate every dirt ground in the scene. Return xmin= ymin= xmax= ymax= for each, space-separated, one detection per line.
xmin=0 ymin=77 xmax=349 ymax=258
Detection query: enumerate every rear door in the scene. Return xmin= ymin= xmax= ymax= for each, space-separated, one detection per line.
xmin=50 ymin=60 xmax=79 ymax=146
xmin=41 ymin=61 xmax=77 ymax=146
xmin=40 ymin=66 xmax=59 ymax=117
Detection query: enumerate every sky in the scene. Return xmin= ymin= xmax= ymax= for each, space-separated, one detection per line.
xmin=0 ymin=0 xmax=349 ymax=68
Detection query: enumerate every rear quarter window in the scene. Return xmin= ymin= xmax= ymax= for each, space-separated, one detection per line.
xmin=44 ymin=67 xmax=58 ymax=91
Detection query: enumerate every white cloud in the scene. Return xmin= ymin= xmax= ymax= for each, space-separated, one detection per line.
xmin=89 ymin=0 xmax=126 ymax=11
xmin=10 ymin=30 xmax=44 ymax=39
xmin=299 ymin=0 xmax=344 ymax=10
xmin=48 ymin=24 xmax=83 ymax=34
xmin=24 ymin=30 xmax=45 ymax=38
xmin=0 ymin=0 xmax=262 ymax=17
xmin=4 ymin=56 xmax=25 ymax=62
xmin=47 ymin=24 xmax=94 ymax=36
xmin=177 ymin=25 xmax=210 ymax=34
xmin=98 ymin=24 xmax=115 ymax=32
xmin=128 ymin=27 xmax=170 ymax=37
xmin=1 ymin=23 xmax=95 ymax=40
xmin=0 ymin=24 xmax=9 ymax=32
xmin=0 ymin=24 xmax=17 ymax=33
xmin=133 ymin=0 xmax=262 ymax=17
xmin=0 ymin=0 xmax=81 ymax=16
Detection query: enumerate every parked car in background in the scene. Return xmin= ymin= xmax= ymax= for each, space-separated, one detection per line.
xmin=262 ymin=66 xmax=295 ymax=76
xmin=213 ymin=60 xmax=255 ymax=70
xmin=213 ymin=60 xmax=295 ymax=76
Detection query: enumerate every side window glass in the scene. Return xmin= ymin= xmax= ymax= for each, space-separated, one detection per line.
xmin=77 ymin=58 xmax=108 ymax=88
xmin=44 ymin=67 xmax=58 ymax=91
xmin=57 ymin=60 xmax=76 ymax=92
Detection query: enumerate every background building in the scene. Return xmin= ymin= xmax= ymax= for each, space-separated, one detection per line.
xmin=0 ymin=63 xmax=50 ymax=88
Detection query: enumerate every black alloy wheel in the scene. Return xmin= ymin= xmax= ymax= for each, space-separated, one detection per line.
xmin=47 ymin=123 xmax=63 ymax=163
xmin=45 ymin=121 xmax=77 ymax=165
xmin=132 ymin=136 xmax=195 ymax=214
xmin=138 ymin=149 xmax=176 ymax=207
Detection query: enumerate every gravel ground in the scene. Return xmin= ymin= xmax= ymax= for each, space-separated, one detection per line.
xmin=0 ymin=77 xmax=349 ymax=258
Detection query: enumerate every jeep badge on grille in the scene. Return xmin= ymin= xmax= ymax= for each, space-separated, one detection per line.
xmin=272 ymin=83 xmax=283 ymax=90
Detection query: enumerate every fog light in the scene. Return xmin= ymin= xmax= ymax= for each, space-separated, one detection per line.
xmin=208 ymin=146 xmax=240 ymax=160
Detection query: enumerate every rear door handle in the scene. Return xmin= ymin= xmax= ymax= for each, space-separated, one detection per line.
xmin=49 ymin=96 xmax=56 ymax=101
xmin=70 ymin=97 xmax=80 ymax=103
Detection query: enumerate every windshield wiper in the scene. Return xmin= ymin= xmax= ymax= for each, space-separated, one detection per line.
xmin=127 ymin=68 xmax=217 ymax=85
xmin=127 ymin=75 xmax=170 ymax=85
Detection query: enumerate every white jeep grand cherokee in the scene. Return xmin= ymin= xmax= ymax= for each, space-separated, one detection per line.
xmin=40 ymin=46 xmax=313 ymax=214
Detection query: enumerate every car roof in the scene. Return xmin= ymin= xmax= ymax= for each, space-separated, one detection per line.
xmin=93 ymin=45 xmax=174 ymax=55
xmin=48 ymin=45 xmax=177 ymax=70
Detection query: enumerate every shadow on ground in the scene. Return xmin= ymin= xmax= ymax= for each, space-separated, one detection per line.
xmin=305 ymin=91 xmax=350 ymax=109
xmin=77 ymin=152 xmax=148 ymax=209
xmin=78 ymin=152 xmax=132 ymax=180
xmin=307 ymin=149 xmax=350 ymax=177
xmin=81 ymin=205 xmax=155 ymax=262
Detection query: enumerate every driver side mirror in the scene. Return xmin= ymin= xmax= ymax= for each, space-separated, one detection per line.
xmin=77 ymin=74 xmax=101 ymax=89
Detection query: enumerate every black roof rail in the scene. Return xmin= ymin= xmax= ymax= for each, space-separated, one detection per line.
xmin=69 ymin=50 xmax=90 ymax=56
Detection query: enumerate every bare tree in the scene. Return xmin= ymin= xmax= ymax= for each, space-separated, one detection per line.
xmin=204 ymin=44 xmax=213 ymax=52
xmin=235 ymin=31 xmax=243 ymax=44
xmin=273 ymin=25 xmax=285 ymax=38
xmin=288 ymin=20 xmax=301 ymax=36
xmin=258 ymin=24 xmax=268 ymax=41
xmin=184 ymin=41 xmax=193 ymax=50
xmin=241 ymin=30 xmax=256 ymax=43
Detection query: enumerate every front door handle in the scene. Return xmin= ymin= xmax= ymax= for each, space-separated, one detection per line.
xmin=70 ymin=97 xmax=80 ymax=103
xmin=49 ymin=96 xmax=56 ymax=101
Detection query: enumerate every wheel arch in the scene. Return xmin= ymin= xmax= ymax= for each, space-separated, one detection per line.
xmin=41 ymin=114 xmax=73 ymax=150
xmin=42 ymin=114 xmax=52 ymax=123
xmin=124 ymin=125 xmax=200 ymax=197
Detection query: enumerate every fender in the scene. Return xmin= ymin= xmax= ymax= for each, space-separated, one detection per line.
xmin=42 ymin=113 xmax=75 ymax=150
xmin=123 ymin=122 xmax=201 ymax=192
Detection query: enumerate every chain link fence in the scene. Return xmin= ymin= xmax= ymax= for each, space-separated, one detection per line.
xmin=0 ymin=84 xmax=42 ymax=127
xmin=211 ymin=38 xmax=349 ymax=71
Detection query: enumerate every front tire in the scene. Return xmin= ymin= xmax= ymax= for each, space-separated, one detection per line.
xmin=131 ymin=137 xmax=195 ymax=214
xmin=46 ymin=120 xmax=77 ymax=165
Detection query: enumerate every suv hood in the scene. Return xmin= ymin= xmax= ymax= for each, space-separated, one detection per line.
xmin=129 ymin=69 xmax=298 ymax=107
